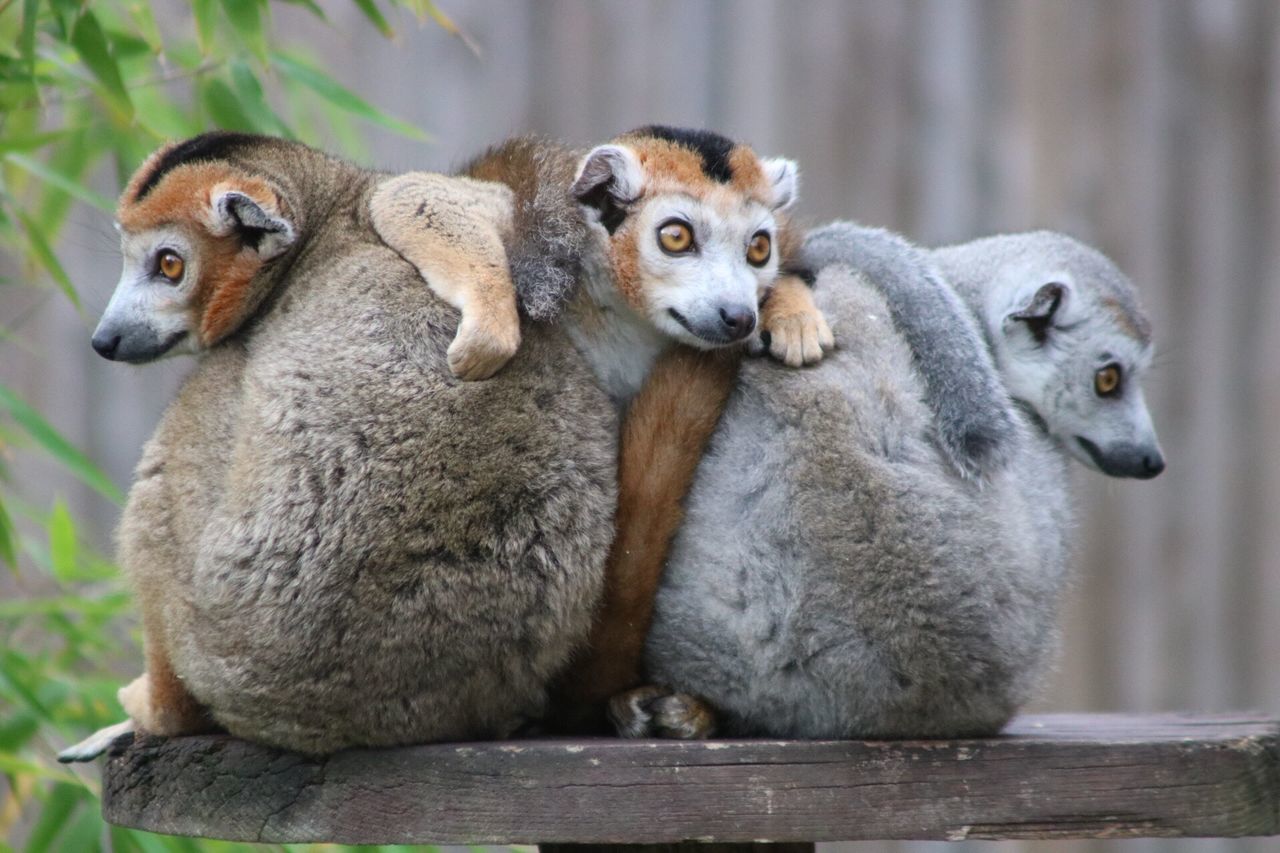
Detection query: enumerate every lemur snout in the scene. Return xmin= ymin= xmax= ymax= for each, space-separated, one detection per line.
xmin=718 ymin=304 xmax=756 ymax=339
xmin=1140 ymin=451 xmax=1165 ymax=479
xmin=1076 ymin=435 xmax=1165 ymax=479
xmin=92 ymin=331 xmax=122 ymax=361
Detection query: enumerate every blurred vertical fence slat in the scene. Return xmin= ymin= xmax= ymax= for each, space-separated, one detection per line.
xmin=1 ymin=2 xmax=1276 ymax=851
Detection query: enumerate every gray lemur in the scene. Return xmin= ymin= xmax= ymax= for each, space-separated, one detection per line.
xmin=61 ymin=132 xmax=617 ymax=759
xmin=627 ymin=224 xmax=1163 ymax=739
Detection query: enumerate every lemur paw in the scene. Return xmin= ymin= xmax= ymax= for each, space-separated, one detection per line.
xmin=759 ymin=308 xmax=835 ymax=367
xmin=754 ymin=275 xmax=836 ymax=367
xmin=607 ymin=685 xmax=718 ymax=739
xmin=447 ymin=316 xmax=521 ymax=381
xmin=118 ymin=673 xmax=207 ymax=737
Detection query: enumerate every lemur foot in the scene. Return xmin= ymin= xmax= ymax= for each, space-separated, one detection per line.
xmin=447 ymin=316 xmax=521 ymax=381
xmin=118 ymin=672 xmax=215 ymax=737
xmin=753 ymin=276 xmax=835 ymax=367
xmin=607 ymin=685 xmax=718 ymax=739
xmin=58 ymin=719 xmax=135 ymax=763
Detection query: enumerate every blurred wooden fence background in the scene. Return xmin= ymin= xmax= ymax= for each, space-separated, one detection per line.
xmin=1 ymin=1 xmax=1276 ymax=851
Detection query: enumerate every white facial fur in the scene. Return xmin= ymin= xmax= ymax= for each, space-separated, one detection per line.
xmin=991 ymin=270 xmax=1165 ymax=479
xmin=636 ymin=191 xmax=780 ymax=349
xmin=92 ymin=225 xmax=201 ymax=363
xmin=571 ymin=143 xmax=797 ymax=351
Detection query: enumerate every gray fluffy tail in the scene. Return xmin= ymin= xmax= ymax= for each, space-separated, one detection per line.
xmin=463 ymin=138 xmax=589 ymax=322
xmin=801 ymin=222 xmax=1021 ymax=480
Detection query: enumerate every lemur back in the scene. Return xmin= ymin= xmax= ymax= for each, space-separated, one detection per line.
xmin=64 ymin=133 xmax=618 ymax=759
xmin=372 ymin=127 xmax=831 ymax=730
xmin=627 ymin=227 xmax=1163 ymax=739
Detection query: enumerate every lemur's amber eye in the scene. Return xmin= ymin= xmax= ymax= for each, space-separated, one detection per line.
xmin=158 ymin=251 xmax=185 ymax=283
xmin=1095 ymin=364 xmax=1122 ymax=397
xmin=657 ymin=220 xmax=694 ymax=255
xmin=747 ymin=231 xmax=772 ymax=266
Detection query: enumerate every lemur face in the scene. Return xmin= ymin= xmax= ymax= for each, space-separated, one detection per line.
xmin=571 ymin=127 xmax=797 ymax=350
xmin=93 ymin=135 xmax=296 ymax=363
xmin=95 ymin=222 xmax=203 ymax=363
xmin=998 ymin=260 xmax=1164 ymax=479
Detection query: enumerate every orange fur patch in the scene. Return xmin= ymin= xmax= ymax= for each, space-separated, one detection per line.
xmin=549 ymin=346 xmax=741 ymax=731
xmin=609 ymin=221 xmax=646 ymax=312
xmin=727 ymin=145 xmax=770 ymax=199
xmin=144 ymin=632 xmax=216 ymax=735
xmin=198 ymin=246 xmax=265 ymax=345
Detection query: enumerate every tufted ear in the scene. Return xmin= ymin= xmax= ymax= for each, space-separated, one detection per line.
xmin=570 ymin=144 xmax=644 ymax=234
xmin=210 ymin=189 xmax=296 ymax=260
xmin=760 ymin=157 xmax=798 ymax=211
xmin=1005 ymin=282 xmax=1068 ymax=345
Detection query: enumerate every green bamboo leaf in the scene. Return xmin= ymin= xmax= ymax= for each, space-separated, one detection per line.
xmin=20 ymin=0 xmax=38 ymax=67
xmin=104 ymin=28 xmax=154 ymax=62
xmin=416 ymin=0 xmax=482 ymax=57
xmin=48 ymin=498 xmax=77 ymax=583
xmin=192 ymin=0 xmax=219 ymax=55
xmin=0 ymin=652 xmax=53 ymax=721
xmin=14 ymin=209 xmax=80 ymax=310
xmin=6 ymin=152 xmax=114 ymax=212
xmin=0 ymin=710 xmax=38 ymax=751
xmin=272 ymin=53 xmax=428 ymax=141
xmin=0 ymin=386 xmax=124 ymax=504
xmin=0 ymin=498 xmax=17 ymax=572
xmin=24 ymin=785 xmax=85 ymax=853
xmin=54 ymin=799 xmax=104 ymax=853
xmin=0 ymin=129 xmax=72 ymax=154
xmin=275 ymin=0 xmax=327 ymax=20
xmin=0 ymin=594 xmax=133 ymax=619
xmin=200 ymin=77 xmax=257 ymax=132
xmin=47 ymin=0 xmax=81 ymax=36
xmin=229 ymin=60 xmax=292 ymax=136
xmin=353 ymin=0 xmax=395 ymax=39
xmin=126 ymin=2 xmax=165 ymax=54
xmin=221 ymin=0 xmax=268 ymax=63
xmin=69 ymin=10 xmax=134 ymax=121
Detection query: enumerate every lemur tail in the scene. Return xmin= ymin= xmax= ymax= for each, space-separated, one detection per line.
xmin=801 ymin=222 xmax=1023 ymax=481
xmin=464 ymin=137 xmax=588 ymax=322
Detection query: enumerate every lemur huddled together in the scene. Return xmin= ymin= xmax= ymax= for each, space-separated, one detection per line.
xmin=62 ymin=125 xmax=1163 ymax=760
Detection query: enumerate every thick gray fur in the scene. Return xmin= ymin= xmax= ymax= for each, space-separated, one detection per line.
xmin=462 ymin=138 xmax=589 ymax=322
xmin=800 ymin=222 xmax=1019 ymax=480
xmin=119 ymin=142 xmax=616 ymax=754
xmin=645 ymin=231 xmax=1160 ymax=738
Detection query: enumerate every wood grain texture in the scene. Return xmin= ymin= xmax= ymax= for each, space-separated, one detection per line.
xmin=99 ymin=714 xmax=1279 ymax=845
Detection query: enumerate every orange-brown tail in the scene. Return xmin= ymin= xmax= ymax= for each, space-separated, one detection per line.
xmin=549 ymin=346 xmax=741 ymax=731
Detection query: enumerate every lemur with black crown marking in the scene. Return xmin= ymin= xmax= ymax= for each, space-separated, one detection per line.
xmin=373 ymin=125 xmax=836 ymax=401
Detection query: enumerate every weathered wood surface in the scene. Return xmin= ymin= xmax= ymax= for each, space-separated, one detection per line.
xmin=100 ymin=714 xmax=1278 ymax=845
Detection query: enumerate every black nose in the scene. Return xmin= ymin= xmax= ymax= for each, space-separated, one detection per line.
xmin=1142 ymin=453 xmax=1166 ymax=478
xmin=718 ymin=305 xmax=756 ymax=340
xmin=92 ymin=332 xmax=121 ymax=360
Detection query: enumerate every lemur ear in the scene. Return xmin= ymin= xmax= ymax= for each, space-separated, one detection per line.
xmin=761 ymin=157 xmax=798 ymax=211
xmin=1006 ymin=282 xmax=1068 ymax=345
xmin=210 ymin=189 xmax=296 ymax=260
xmin=571 ymin=144 xmax=643 ymax=234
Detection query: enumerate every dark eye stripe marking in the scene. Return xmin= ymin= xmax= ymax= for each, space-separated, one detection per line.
xmin=630 ymin=125 xmax=736 ymax=184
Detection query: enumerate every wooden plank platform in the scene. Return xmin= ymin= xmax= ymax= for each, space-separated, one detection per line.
xmin=100 ymin=713 xmax=1279 ymax=845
